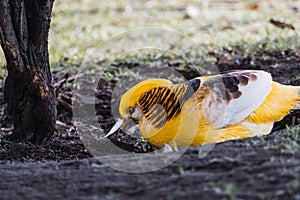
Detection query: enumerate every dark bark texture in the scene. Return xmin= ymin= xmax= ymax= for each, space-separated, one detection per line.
xmin=0 ymin=0 xmax=56 ymax=142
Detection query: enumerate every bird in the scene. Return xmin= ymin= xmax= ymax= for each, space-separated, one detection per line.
xmin=104 ymin=70 xmax=300 ymax=148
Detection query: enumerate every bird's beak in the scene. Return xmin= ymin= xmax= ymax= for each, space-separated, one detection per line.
xmin=102 ymin=116 xmax=131 ymax=139
xmin=102 ymin=118 xmax=123 ymax=139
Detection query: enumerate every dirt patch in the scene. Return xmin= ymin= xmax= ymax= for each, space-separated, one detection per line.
xmin=0 ymin=47 xmax=300 ymax=199
xmin=1 ymin=132 xmax=300 ymax=199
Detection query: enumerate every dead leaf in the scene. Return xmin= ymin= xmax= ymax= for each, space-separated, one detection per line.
xmin=246 ymin=3 xmax=260 ymax=11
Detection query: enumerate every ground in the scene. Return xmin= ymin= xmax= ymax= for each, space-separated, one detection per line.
xmin=0 ymin=0 xmax=300 ymax=199
xmin=0 ymin=47 xmax=300 ymax=200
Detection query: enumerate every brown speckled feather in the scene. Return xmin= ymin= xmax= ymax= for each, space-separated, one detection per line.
xmin=201 ymin=70 xmax=273 ymax=128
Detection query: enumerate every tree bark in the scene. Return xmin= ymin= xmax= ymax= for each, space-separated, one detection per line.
xmin=0 ymin=0 xmax=56 ymax=142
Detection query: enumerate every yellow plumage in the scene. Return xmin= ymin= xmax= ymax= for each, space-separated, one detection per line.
xmin=108 ymin=70 xmax=300 ymax=148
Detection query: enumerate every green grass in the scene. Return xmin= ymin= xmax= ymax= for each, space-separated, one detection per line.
xmin=49 ymin=0 xmax=300 ymax=68
xmin=0 ymin=0 xmax=300 ymax=75
xmin=275 ymin=125 xmax=300 ymax=154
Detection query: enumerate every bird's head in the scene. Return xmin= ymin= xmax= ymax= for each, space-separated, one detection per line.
xmin=103 ymin=78 xmax=172 ymax=138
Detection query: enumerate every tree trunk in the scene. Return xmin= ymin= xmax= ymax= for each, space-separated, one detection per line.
xmin=0 ymin=0 xmax=56 ymax=142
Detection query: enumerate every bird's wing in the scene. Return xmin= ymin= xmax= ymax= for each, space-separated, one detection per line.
xmin=201 ymin=70 xmax=273 ymax=128
xmin=137 ymin=79 xmax=201 ymax=128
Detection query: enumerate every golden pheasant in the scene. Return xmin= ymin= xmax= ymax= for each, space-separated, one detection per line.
xmin=105 ymin=70 xmax=300 ymax=148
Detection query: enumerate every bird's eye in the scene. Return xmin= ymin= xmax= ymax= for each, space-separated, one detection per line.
xmin=128 ymin=107 xmax=134 ymax=114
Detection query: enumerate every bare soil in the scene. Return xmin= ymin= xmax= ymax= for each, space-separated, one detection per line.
xmin=0 ymin=47 xmax=300 ymax=199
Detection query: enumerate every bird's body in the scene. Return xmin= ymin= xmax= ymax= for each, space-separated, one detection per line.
xmin=107 ymin=70 xmax=300 ymax=148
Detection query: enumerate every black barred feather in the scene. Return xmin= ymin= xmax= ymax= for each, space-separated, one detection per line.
xmin=138 ymin=79 xmax=200 ymax=128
